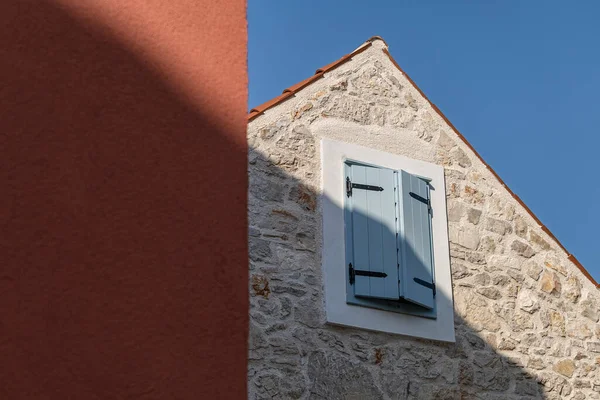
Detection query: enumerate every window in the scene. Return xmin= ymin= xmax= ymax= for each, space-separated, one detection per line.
xmin=321 ymin=139 xmax=454 ymax=342
xmin=344 ymin=162 xmax=436 ymax=319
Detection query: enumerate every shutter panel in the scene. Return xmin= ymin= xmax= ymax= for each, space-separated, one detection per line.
xmin=348 ymin=164 xmax=399 ymax=300
xmin=398 ymin=170 xmax=435 ymax=309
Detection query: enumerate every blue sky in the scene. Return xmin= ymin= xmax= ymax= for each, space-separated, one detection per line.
xmin=248 ymin=1 xmax=600 ymax=282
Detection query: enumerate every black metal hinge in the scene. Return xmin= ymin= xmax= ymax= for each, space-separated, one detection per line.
xmin=349 ymin=263 xmax=388 ymax=285
xmin=346 ymin=177 xmax=384 ymax=197
xmin=414 ymin=277 xmax=436 ymax=296
xmin=409 ymin=191 xmax=432 ymax=214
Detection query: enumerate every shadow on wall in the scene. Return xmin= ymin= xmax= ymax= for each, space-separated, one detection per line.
xmin=248 ymin=149 xmax=552 ymax=399
xmin=1 ymin=1 xmax=247 ymax=399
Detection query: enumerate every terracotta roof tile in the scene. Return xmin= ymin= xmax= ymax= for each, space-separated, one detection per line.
xmin=247 ymin=110 xmax=261 ymax=121
xmin=315 ymin=56 xmax=349 ymax=74
xmin=366 ymin=35 xmax=389 ymax=47
xmin=248 ymin=92 xmax=294 ymax=121
xmin=283 ymin=72 xmax=324 ymax=94
xmin=247 ymin=37 xmax=599 ymax=288
xmin=316 ymin=42 xmax=372 ymax=74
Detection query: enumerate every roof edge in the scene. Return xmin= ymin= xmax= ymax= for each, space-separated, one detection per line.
xmin=366 ymin=35 xmax=389 ymax=47
xmin=248 ymin=41 xmax=373 ymax=122
xmin=381 ymin=48 xmax=598 ymax=288
xmin=247 ymin=37 xmax=599 ymax=289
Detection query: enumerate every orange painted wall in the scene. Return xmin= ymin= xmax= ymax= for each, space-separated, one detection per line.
xmin=0 ymin=1 xmax=248 ymax=398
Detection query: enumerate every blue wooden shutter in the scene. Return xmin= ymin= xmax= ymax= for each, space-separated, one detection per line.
xmin=347 ymin=163 xmax=399 ymax=300
xmin=398 ymin=170 xmax=435 ymax=309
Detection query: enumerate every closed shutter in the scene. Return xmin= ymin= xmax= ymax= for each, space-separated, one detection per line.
xmin=346 ymin=163 xmax=399 ymax=300
xmin=398 ymin=170 xmax=435 ymax=309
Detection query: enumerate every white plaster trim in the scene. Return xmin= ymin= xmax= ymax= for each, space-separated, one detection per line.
xmin=321 ymin=139 xmax=455 ymax=342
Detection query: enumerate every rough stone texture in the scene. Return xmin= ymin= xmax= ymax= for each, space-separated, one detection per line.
xmin=248 ymin=40 xmax=600 ymax=400
xmin=307 ymin=351 xmax=383 ymax=399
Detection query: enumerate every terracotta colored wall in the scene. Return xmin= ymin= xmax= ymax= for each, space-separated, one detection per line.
xmin=0 ymin=1 xmax=247 ymax=398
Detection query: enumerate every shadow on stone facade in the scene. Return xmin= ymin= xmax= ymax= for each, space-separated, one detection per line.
xmin=248 ymin=149 xmax=552 ymax=400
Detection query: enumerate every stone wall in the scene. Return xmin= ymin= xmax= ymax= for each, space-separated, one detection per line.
xmin=247 ymin=39 xmax=600 ymax=399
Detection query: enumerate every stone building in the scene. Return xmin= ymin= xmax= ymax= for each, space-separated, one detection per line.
xmin=247 ymin=37 xmax=600 ymax=399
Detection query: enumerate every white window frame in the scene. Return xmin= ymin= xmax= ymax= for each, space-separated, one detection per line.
xmin=321 ymin=139 xmax=455 ymax=342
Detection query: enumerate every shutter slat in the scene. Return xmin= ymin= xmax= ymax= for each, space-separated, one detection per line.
xmin=349 ymin=164 xmax=399 ymax=300
xmin=365 ymin=167 xmax=384 ymax=296
xmin=399 ymin=170 xmax=435 ymax=309
xmin=351 ymin=166 xmax=371 ymax=297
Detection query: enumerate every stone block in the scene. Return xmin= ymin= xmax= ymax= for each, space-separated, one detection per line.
xmin=487 ymin=255 xmax=519 ymax=271
xmin=251 ymin=275 xmax=271 ymax=299
xmin=492 ymin=275 xmax=510 ymax=286
xmin=507 ymin=269 xmax=525 ymax=283
xmin=463 ymin=185 xmax=486 ymax=204
xmin=446 ymin=200 xmax=465 ymax=222
xmin=524 ymin=261 xmax=543 ymax=281
xmin=553 ymin=359 xmax=576 ymax=378
xmin=249 ymin=238 xmax=273 ymax=262
xmin=467 ymin=208 xmax=482 ymax=225
xmin=292 ymin=102 xmax=314 ymax=120
xmin=512 ymin=311 xmax=534 ymax=331
xmin=564 ymin=276 xmax=582 ymax=304
xmin=330 ymin=79 xmax=348 ymax=91
xmin=514 ymin=215 xmax=528 ymax=238
xmin=478 ymin=236 xmax=500 ymax=254
xmin=529 ymin=230 xmax=551 ymax=250
xmin=437 ymin=130 xmax=456 ymax=151
xmin=451 ymin=263 xmax=471 ymax=280
xmin=540 ymin=270 xmax=562 ymax=295
xmin=271 ymin=284 xmax=307 ymax=297
xmin=449 ymin=226 xmax=481 ymax=250
xmin=476 ymin=287 xmax=502 ymax=300
xmin=294 ymin=297 xmax=323 ymax=328
xmin=511 ymin=240 xmax=536 ymax=258
xmin=568 ymin=323 xmax=592 ymax=340
xmin=550 ymin=310 xmax=566 ymax=336
xmin=517 ymin=289 xmax=540 ymax=314
xmin=445 ymin=169 xmax=466 ymax=183
xmin=484 ymin=217 xmax=512 ymax=236
xmin=249 ymin=173 xmax=287 ymax=203
xmin=588 ymin=342 xmax=600 ymax=353
xmin=473 ymin=272 xmax=491 ymax=286
xmin=450 ymin=146 xmax=472 ymax=167
xmin=528 ymin=357 xmax=545 ymax=370
xmin=405 ymin=92 xmax=418 ymax=111
xmin=497 ymin=337 xmax=517 ymax=350
xmin=581 ymin=298 xmax=599 ymax=322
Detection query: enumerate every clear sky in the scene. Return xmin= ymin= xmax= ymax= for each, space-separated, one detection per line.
xmin=248 ymin=1 xmax=600 ymax=282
